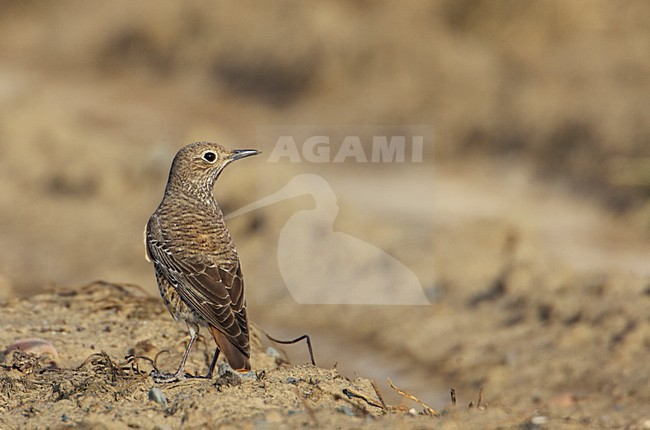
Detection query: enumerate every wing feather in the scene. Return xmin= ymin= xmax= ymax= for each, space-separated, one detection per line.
xmin=146 ymin=217 xmax=250 ymax=358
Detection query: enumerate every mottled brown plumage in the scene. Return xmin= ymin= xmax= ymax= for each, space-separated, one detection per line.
xmin=145 ymin=141 xmax=259 ymax=382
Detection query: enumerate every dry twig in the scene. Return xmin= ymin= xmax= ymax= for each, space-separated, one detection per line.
xmin=468 ymin=386 xmax=486 ymax=409
xmin=265 ymin=332 xmax=316 ymax=366
xmin=387 ymin=378 xmax=439 ymax=416
xmin=122 ymin=354 xmax=158 ymax=375
xmin=78 ymin=351 xmax=125 ymax=382
xmin=342 ymin=388 xmax=384 ymax=409
xmin=370 ymin=380 xmax=388 ymax=410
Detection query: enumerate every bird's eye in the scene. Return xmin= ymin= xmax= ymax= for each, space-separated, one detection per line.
xmin=202 ymin=151 xmax=217 ymax=163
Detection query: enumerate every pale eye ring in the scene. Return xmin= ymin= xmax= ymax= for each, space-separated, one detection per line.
xmin=202 ymin=151 xmax=217 ymax=163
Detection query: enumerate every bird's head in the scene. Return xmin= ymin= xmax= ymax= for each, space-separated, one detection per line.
xmin=166 ymin=141 xmax=260 ymax=195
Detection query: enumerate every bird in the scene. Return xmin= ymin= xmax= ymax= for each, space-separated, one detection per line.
xmin=145 ymin=141 xmax=260 ymax=382
xmin=226 ymin=174 xmax=430 ymax=305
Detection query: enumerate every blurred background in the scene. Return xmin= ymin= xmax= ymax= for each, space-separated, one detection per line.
xmin=0 ymin=0 xmax=649 ymax=412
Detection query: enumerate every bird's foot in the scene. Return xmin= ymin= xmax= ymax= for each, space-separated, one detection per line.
xmin=194 ymin=374 xmax=213 ymax=380
xmin=150 ymin=370 xmax=187 ymax=383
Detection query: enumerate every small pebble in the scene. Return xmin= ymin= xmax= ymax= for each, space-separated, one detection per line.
xmin=239 ymin=371 xmax=257 ymax=381
xmin=265 ymin=347 xmax=281 ymax=358
xmin=148 ymin=387 xmax=167 ymax=407
xmin=337 ymin=406 xmax=355 ymax=416
xmin=408 ymin=408 xmax=418 ymax=416
xmin=4 ymin=338 xmax=59 ymax=362
xmin=61 ymin=414 xmax=69 ymax=422
xmin=217 ymin=361 xmax=234 ymax=377
xmin=217 ymin=362 xmax=256 ymax=380
xmin=286 ymin=377 xmax=298 ymax=385
xmin=531 ymin=416 xmax=548 ymax=426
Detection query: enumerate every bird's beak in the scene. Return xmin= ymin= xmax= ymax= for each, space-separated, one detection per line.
xmin=230 ymin=149 xmax=261 ymax=161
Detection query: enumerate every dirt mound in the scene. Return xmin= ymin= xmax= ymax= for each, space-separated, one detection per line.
xmin=0 ymin=282 xmax=490 ymax=429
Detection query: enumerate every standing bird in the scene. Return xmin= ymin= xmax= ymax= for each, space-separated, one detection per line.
xmin=145 ymin=141 xmax=260 ymax=382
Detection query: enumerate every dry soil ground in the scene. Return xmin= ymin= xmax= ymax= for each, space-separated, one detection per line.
xmin=1 ymin=1 xmax=649 ymax=429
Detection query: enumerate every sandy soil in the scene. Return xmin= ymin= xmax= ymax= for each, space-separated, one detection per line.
xmin=1 ymin=1 xmax=649 ymax=429
xmin=0 ymin=282 xmax=495 ymax=430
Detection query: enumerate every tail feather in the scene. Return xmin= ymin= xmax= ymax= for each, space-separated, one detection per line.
xmin=210 ymin=327 xmax=251 ymax=372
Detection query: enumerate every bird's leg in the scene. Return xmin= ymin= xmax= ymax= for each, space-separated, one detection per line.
xmin=152 ymin=328 xmax=198 ymax=383
xmin=204 ymin=347 xmax=220 ymax=379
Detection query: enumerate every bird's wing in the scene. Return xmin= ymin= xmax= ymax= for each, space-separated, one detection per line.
xmin=146 ymin=218 xmax=249 ymax=357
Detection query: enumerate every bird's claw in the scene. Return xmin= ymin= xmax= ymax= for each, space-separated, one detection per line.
xmin=150 ymin=370 xmax=186 ymax=383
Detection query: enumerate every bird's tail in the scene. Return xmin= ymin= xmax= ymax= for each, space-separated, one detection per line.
xmin=210 ymin=326 xmax=251 ymax=372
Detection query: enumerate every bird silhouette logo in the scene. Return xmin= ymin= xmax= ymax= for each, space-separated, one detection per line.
xmin=226 ymin=174 xmax=431 ymax=305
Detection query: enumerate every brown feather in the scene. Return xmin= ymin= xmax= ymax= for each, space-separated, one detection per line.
xmin=211 ymin=326 xmax=251 ymax=371
xmin=146 ymin=231 xmax=251 ymax=359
